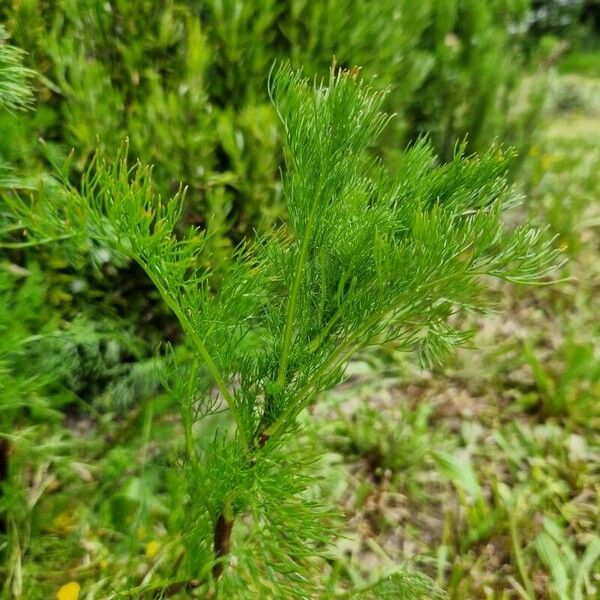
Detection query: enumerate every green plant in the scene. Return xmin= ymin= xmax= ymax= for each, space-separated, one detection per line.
xmin=0 ymin=24 xmax=34 ymax=113
xmin=0 ymin=1 xmax=543 ymax=349
xmin=432 ymin=452 xmax=499 ymax=548
xmin=522 ymin=337 xmax=600 ymax=423
xmin=1 ymin=0 xmax=537 ymax=214
xmin=0 ymin=23 xmax=34 ymax=195
xmin=0 ymin=40 xmax=167 ymax=591
xmin=328 ymin=400 xmax=436 ymax=489
xmin=535 ymin=517 xmax=600 ymax=600
xmin=0 ymin=279 xmax=168 ymax=598
xmin=6 ymin=65 xmax=560 ymax=597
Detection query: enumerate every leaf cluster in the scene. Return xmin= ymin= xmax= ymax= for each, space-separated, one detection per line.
xmin=0 ymin=24 xmax=34 ymax=112
xmin=1 ymin=0 xmax=536 ymax=227
xmin=0 ymin=0 xmax=542 ymax=346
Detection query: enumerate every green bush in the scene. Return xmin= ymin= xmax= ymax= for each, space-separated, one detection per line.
xmin=7 ymin=65 xmax=560 ymax=596
xmin=2 ymin=0 xmax=535 ymax=218
xmin=0 ymin=9 xmax=571 ymax=595
xmin=0 ymin=1 xmax=543 ymax=341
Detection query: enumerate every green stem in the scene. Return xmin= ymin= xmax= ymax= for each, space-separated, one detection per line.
xmin=183 ymin=409 xmax=195 ymax=464
xmin=141 ymin=263 xmax=249 ymax=448
xmin=0 ymin=223 xmax=25 ymax=235
xmin=276 ymin=202 xmax=319 ymax=387
xmin=268 ymin=297 xmax=423 ymax=438
xmin=182 ymin=357 xmax=199 ymax=463
xmin=271 ymin=246 xmax=520 ymax=437
xmin=0 ymin=233 xmax=76 ymax=249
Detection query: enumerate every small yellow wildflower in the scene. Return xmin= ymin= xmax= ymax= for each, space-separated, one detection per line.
xmin=56 ymin=581 xmax=80 ymax=600
xmin=100 ymin=559 xmax=109 ymax=570
xmin=145 ymin=540 xmax=160 ymax=558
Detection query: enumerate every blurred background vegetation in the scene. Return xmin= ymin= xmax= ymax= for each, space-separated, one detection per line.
xmin=0 ymin=0 xmax=599 ymax=598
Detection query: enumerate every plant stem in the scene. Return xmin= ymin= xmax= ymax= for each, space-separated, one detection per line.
xmin=276 ymin=205 xmax=318 ymax=387
xmin=183 ymin=409 xmax=195 ymax=464
xmin=0 ymin=233 xmax=76 ymax=249
xmin=212 ymin=514 xmax=234 ymax=579
xmin=182 ymin=358 xmax=199 ymax=463
xmin=276 ymin=172 xmax=324 ymax=387
xmin=141 ymin=263 xmax=249 ymax=447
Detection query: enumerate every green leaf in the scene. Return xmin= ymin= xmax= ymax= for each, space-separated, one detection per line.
xmin=535 ymin=532 xmax=570 ymax=600
xmin=352 ymin=570 xmax=448 ymax=600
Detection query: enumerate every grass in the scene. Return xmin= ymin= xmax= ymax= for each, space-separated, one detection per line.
xmin=2 ymin=72 xmax=599 ymax=599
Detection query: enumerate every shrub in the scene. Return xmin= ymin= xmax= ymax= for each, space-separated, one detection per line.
xmin=0 ymin=1 xmax=543 ymax=342
xmin=2 ymin=1 xmax=535 ymax=218
xmin=0 ymin=39 xmax=164 ymax=596
xmin=8 ymin=65 xmax=560 ymax=597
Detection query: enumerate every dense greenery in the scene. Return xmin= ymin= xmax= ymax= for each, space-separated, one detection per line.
xmin=1 ymin=1 xmax=547 ymax=345
xmin=1 ymin=1 xmax=536 ymax=230
xmin=5 ymin=62 xmax=559 ymax=596
xmin=0 ymin=3 xmax=598 ymax=599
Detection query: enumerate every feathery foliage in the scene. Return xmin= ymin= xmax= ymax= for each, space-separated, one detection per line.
xmin=1 ymin=1 xmax=536 ymax=227
xmin=6 ymin=65 xmax=561 ymax=597
xmin=0 ymin=24 xmax=35 ymax=195
xmin=0 ymin=25 xmax=34 ymax=112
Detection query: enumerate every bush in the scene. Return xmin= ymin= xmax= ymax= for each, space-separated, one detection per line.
xmin=0 ymin=1 xmax=543 ymax=342
xmin=2 ymin=1 xmax=535 ymax=217
xmin=6 ymin=65 xmax=560 ymax=596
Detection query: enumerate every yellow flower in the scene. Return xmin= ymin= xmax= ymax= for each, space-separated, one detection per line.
xmin=145 ymin=540 xmax=160 ymax=558
xmin=56 ymin=581 xmax=80 ymax=600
